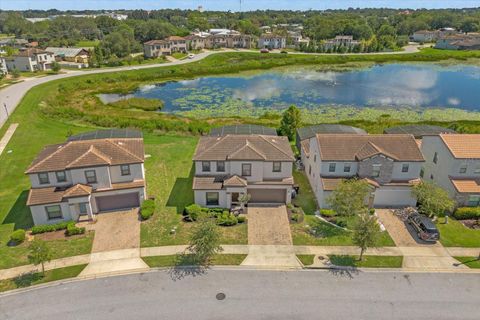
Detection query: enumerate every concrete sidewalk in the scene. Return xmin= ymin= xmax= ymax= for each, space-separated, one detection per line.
xmin=0 ymin=123 xmax=18 ymax=156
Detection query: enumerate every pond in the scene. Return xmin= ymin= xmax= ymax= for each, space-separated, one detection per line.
xmin=99 ymin=63 xmax=480 ymax=118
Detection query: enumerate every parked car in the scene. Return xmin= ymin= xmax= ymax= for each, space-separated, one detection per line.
xmin=260 ymin=48 xmax=269 ymax=53
xmin=188 ymin=54 xmax=195 ymax=59
xmin=407 ymin=213 xmax=440 ymax=242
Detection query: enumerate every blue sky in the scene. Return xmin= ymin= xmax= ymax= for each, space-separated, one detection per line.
xmin=2 ymin=0 xmax=480 ymax=11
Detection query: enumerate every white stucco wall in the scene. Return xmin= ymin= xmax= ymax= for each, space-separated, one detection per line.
xmin=30 ymin=202 xmax=73 ymax=225
xmin=29 ymin=171 xmax=73 ymax=188
xmin=70 ymin=166 xmax=112 ymax=189
xmin=109 ymin=163 xmax=144 ymax=183
xmin=194 ymin=190 xmax=228 ymax=208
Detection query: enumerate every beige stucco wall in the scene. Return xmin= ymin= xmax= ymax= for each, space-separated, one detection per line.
xmin=30 ymin=202 xmax=73 ymax=225
xmin=70 ymin=166 xmax=112 ymax=189
xmin=194 ymin=190 xmax=228 ymax=208
xmin=109 ymin=163 xmax=144 ymax=183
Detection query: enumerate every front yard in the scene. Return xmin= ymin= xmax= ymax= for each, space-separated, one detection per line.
xmin=436 ymin=217 xmax=480 ymax=247
xmin=142 ymin=254 xmax=247 ymax=267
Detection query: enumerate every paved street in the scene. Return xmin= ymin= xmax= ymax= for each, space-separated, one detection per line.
xmin=0 ymin=269 xmax=479 ymax=320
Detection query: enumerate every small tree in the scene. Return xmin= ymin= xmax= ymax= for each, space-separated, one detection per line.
xmin=28 ymin=239 xmax=52 ymax=275
xmin=11 ymin=67 xmax=20 ymax=78
xmin=327 ymin=179 xmax=371 ymax=217
xmin=279 ymin=105 xmax=301 ymax=141
xmin=412 ymin=181 xmax=455 ymax=222
xmin=51 ymin=61 xmax=61 ymax=72
xmin=187 ymin=217 xmax=223 ymax=267
xmin=238 ymin=193 xmax=251 ymax=211
xmin=352 ymin=213 xmax=381 ymax=260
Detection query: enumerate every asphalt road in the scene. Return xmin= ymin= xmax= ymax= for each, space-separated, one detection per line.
xmin=0 ymin=268 xmax=478 ymax=320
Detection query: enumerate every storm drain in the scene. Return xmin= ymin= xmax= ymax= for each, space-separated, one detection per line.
xmin=216 ymin=292 xmax=226 ymax=301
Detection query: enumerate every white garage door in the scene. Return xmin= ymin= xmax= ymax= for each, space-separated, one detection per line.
xmin=373 ymin=187 xmax=416 ymax=208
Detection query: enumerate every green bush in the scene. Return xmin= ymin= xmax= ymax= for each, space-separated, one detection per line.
xmin=237 ymin=216 xmax=246 ymax=223
xmin=336 ymin=220 xmax=347 ymax=228
xmin=453 ymin=207 xmax=480 ymax=220
xmin=10 ymin=229 xmax=26 ymax=244
xmin=141 ymin=199 xmax=156 ymax=220
xmin=369 ymin=208 xmax=376 ymax=215
xmin=320 ymin=209 xmax=336 ymax=217
xmin=291 ymin=213 xmax=301 ymax=222
xmin=216 ymin=211 xmax=238 ymax=226
xmin=65 ymin=223 xmax=85 ymax=236
xmin=31 ymin=222 xmax=69 ymax=234
xmin=184 ymin=204 xmax=203 ymax=221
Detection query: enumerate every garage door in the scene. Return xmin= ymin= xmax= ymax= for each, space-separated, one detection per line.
xmin=248 ymin=189 xmax=286 ymax=204
xmin=95 ymin=193 xmax=140 ymax=212
xmin=373 ymin=187 xmax=416 ymax=208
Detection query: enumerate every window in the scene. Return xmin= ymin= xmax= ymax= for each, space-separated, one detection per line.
xmin=79 ymin=203 xmax=88 ymax=214
xmin=216 ymin=161 xmax=225 ymax=172
xmin=202 ymin=161 xmax=210 ymax=172
xmin=242 ymin=163 xmax=252 ymax=176
xmin=343 ymin=163 xmax=351 ymax=173
xmin=120 ymin=164 xmax=131 ymax=176
xmin=38 ymin=173 xmax=49 ymax=185
xmin=45 ymin=205 xmax=63 ymax=220
xmin=430 ymin=174 xmax=434 ymax=180
xmin=85 ymin=170 xmax=97 ymax=184
xmin=459 ymin=164 xmax=467 ymax=174
xmin=468 ymin=195 xmax=480 ymax=207
xmin=329 ymin=163 xmax=336 ymax=173
xmin=372 ymin=164 xmax=381 ymax=178
xmin=420 ymin=168 xmax=425 ymax=178
xmin=55 ymin=171 xmax=66 ymax=183
xmin=273 ymin=162 xmax=282 ymax=172
xmin=308 ymin=165 xmax=312 ymax=175
xmin=206 ymin=192 xmax=219 ymax=206
xmin=433 ymin=152 xmax=438 ymax=164
xmin=475 ymin=166 xmax=480 ymax=174
xmin=402 ymin=164 xmax=409 ymax=173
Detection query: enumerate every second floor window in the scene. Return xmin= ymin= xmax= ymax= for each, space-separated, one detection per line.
xmin=459 ymin=164 xmax=467 ymax=174
xmin=402 ymin=164 xmax=409 ymax=173
xmin=242 ymin=163 xmax=252 ymax=176
xmin=216 ymin=161 xmax=225 ymax=172
xmin=433 ymin=152 xmax=438 ymax=164
xmin=329 ymin=163 xmax=336 ymax=172
xmin=121 ymin=165 xmax=131 ymax=176
xmin=344 ymin=163 xmax=351 ymax=173
xmin=372 ymin=164 xmax=381 ymax=178
xmin=273 ymin=162 xmax=281 ymax=172
xmin=38 ymin=172 xmax=49 ymax=184
xmin=55 ymin=171 xmax=66 ymax=182
xmin=202 ymin=161 xmax=210 ymax=172
xmin=85 ymin=170 xmax=97 ymax=184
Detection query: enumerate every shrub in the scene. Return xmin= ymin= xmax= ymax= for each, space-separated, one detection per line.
xmin=291 ymin=213 xmax=301 ymax=222
xmin=237 ymin=216 xmax=246 ymax=223
xmin=320 ymin=209 xmax=336 ymax=217
xmin=216 ymin=211 xmax=238 ymax=226
xmin=369 ymin=208 xmax=376 ymax=215
xmin=31 ymin=222 xmax=69 ymax=234
xmin=140 ymin=199 xmax=155 ymax=220
xmin=65 ymin=223 xmax=85 ymax=236
xmin=336 ymin=220 xmax=347 ymax=228
xmin=184 ymin=204 xmax=203 ymax=221
xmin=10 ymin=229 xmax=26 ymax=244
xmin=453 ymin=207 xmax=480 ymax=220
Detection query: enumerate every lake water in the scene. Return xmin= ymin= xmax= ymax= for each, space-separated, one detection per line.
xmin=99 ymin=63 xmax=480 ymax=117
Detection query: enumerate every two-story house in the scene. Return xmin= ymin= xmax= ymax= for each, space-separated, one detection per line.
xmin=421 ymin=134 xmax=480 ymax=207
xmin=302 ymin=134 xmax=425 ymax=208
xmin=258 ymin=34 xmax=287 ymax=49
xmin=192 ymin=133 xmax=295 ymax=208
xmin=25 ymin=130 xmax=147 ymax=225
xmin=5 ymin=48 xmax=55 ymax=72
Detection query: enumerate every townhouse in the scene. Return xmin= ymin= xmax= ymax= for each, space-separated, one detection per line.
xmin=143 ymin=36 xmax=187 ymax=58
xmin=258 ymin=34 xmax=287 ymax=49
xmin=25 ymin=130 xmax=147 ymax=225
xmin=45 ymin=47 xmax=90 ymax=67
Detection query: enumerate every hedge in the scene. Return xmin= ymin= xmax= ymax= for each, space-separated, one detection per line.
xmin=66 ymin=222 xmax=85 ymax=236
xmin=31 ymin=222 xmax=69 ymax=234
xmin=320 ymin=209 xmax=336 ymax=217
xmin=216 ymin=211 xmax=238 ymax=226
xmin=10 ymin=229 xmax=26 ymax=244
xmin=140 ymin=199 xmax=156 ymax=220
xmin=184 ymin=204 xmax=203 ymax=221
xmin=453 ymin=207 xmax=480 ymax=220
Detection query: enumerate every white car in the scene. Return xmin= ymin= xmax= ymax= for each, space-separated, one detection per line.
xmin=188 ymin=54 xmax=195 ymax=59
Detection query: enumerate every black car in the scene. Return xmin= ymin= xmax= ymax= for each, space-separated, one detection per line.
xmin=407 ymin=214 xmax=440 ymax=242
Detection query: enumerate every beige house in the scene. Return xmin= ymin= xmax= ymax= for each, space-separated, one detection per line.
xmin=45 ymin=47 xmax=90 ymax=64
xmin=5 ymin=48 xmax=55 ymax=72
xmin=143 ymin=36 xmax=187 ymax=58
xmin=421 ymin=134 xmax=480 ymax=207
xmin=192 ymin=131 xmax=295 ymax=208
xmin=25 ymin=130 xmax=147 ymax=225
xmin=258 ymin=34 xmax=287 ymax=49
xmin=301 ymin=134 xmax=425 ymax=208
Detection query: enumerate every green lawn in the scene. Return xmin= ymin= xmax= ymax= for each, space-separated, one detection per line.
xmin=291 ymin=215 xmax=395 ymax=246
xmin=296 ymin=254 xmax=315 ymax=266
xmin=75 ymin=40 xmax=100 ymax=48
xmin=142 ymin=254 xmax=247 ymax=267
xmin=292 ymin=170 xmax=318 ymax=215
xmin=453 ymin=256 xmax=480 ymax=269
xmin=0 ymin=264 xmax=86 ymax=292
xmin=328 ymin=255 xmax=403 ymax=268
xmin=436 ymin=218 xmax=480 ymax=247
xmin=171 ymin=52 xmax=188 ymax=60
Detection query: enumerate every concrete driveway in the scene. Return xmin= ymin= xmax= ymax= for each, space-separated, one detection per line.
xmin=247 ymin=205 xmax=292 ymax=245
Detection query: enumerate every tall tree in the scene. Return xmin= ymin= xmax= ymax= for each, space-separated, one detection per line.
xmin=279 ymin=105 xmax=301 ymax=141
xmin=327 ymin=179 xmax=371 ymax=217
xmin=187 ymin=217 xmax=223 ymax=267
xmin=28 ymin=239 xmax=52 ymax=275
xmin=352 ymin=213 xmax=381 ymax=260
xmin=412 ymin=181 xmax=455 ymax=222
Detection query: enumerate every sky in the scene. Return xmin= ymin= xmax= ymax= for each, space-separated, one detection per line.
xmin=1 ymin=0 xmax=480 ymax=11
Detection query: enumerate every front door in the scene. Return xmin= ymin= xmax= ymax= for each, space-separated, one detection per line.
xmin=232 ymin=193 xmax=239 ymax=204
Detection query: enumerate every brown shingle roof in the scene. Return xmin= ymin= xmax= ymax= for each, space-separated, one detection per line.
xmin=316 ymin=134 xmax=424 ymax=162
xmin=223 ymin=175 xmax=247 ymax=187
xmin=193 ymin=135 xmax=294 ymax=161
xmin=144 ymin=40 xmax=167 ymax=45
xmin=440 ymin=134 xmax=480 ymax=159
xmin=450 ymin=179 xmax=480 ymax=193
xmin=166 ymin=36 xmax=185 ymax=41
xmin=14 ymin=48 xmax=52 ymax=57
xmin=26 ymin=138 xmax=144 ymax=174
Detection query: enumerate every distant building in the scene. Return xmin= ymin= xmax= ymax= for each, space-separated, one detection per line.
xmin=324 ymin=35 xmax=360 ymax=49
xmin=411 ymin=28 xmax=458 ymax=43
xmin=0 ymin=57 xmax=7 ymax=75
xmin=258 ymin=34 xmax=287 ymax=49
xmin=143 ymin=36 xmax=187 ymax=58
xmin=0 ymin=38 xmax=29 ymax=49
xmin=288 ymin=31 xmax=310 ymax=48
xmin=45 ymin=47 xmax=90 ymax=67
xmin=435 ymin=33 xmax=480 ymax=50
xmin=5 ymin=48 xmax=55 ymax=72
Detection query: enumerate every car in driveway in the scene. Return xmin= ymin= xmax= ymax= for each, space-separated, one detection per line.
xmin=407 ymin=213 xmax=440 ymax=242
xmin=260 ymin=48 xmax=269 ymax=53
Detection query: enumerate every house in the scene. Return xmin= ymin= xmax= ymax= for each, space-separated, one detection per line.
xmin=323 ymin=35 xmax=360 ymax=49
xmin=421 ymin=134 xmax=480 ymax=207
xmin=143 ymin=36 xmax=187 ymax=58
xmin=192 ymin=129 xmax=295 ymax=208
xmin=412 ymin=30 xmax=437 ymax=43
xmin=435 ymin=33 xmax=480 ymax=50
xmin=184 ymin=34 xmax=206 ymax=50
xmin=258 ymin=34 xmax=287 ymax=49
xmin=302 ymin=134 xmax=425 ymax=208
xmin=288 ymin=31 xmax=310 ymax=48
xmin=5 ymin=48 xmax=55 ymax=72
xmin=25 ymin=130 xmax=147 ymax=225
xmin=165 ymin=36 xmax=187 ymax=53
xmin=0 ymin=57 xmax=7 ymax=75
xmin=45 ymin=47 xmax=90 ymax=65
xmin=0 ymin=38 xmax=28 ymax=49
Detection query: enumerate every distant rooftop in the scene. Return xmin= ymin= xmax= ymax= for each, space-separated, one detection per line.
xmin=68 ymin=129 xmax=143 ymax=142
xmin=296 ymin=124 xmax=366 ymax=141
xmin=209 ymin=125 xmax=277 ymax=137
xmin=384 ymin=125 xmax=455 ymax=138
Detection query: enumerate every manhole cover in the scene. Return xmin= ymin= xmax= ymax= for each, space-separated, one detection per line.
xmin=216 ymin=293 xmax=226 ymax=300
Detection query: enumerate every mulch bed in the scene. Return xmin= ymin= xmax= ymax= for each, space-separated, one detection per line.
xmin=287 ymin=206 xmax=305 ymax=223
xmin=460 ymin=219 xmax=480 ymax=230
xmin=32 ymin=230 xmax=89 ymax=241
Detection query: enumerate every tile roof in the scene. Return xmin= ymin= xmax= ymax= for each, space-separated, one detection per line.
xmin=27 ymin=187 xmax=66 ymax=206
xmin=300 ymin=139 xmax=310 ymax=157
xmin=63 ymin=184 xmax=92 ymax=198
xmin=165 ymin=36 xmax=185 ymax=41
xmin=144 ymin=40 xmax=168 ymax=45
xmin=223 ymin=175 xmax=247 ymax=187
xmin=26 ymin=138 xmax=144 ymax=174
xmin=193 ymin=135 xmax=294 ymax=162
xmin=316 ymin=134 xmax=424 ymax=162
xmin=321 ymin=177 xmax=419 ymax=191
xmin=45 ymin=47 xmax=89 ymax=57
xmin=450 ymin=179 xmax=480 ymax=193
xmin=14 ymin=48 xmax=53 ymax=57
xmin=440 ymin=134 xmax=480 ymax=159
xmin=193 ymin=176 xmax=225 ymax=190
